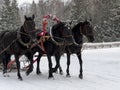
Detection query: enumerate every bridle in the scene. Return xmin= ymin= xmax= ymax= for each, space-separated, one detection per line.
xmin=17 ymin=20 xmax=37 ymax=48
xmin=23 ymin=20 xmax=36 ymax=34
xmin=80 ymin=23 xmax=93 ymax=36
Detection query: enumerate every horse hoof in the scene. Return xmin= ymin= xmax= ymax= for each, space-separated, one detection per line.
xmin=59 ymin=71 xmax=63 ymax=75
xmin=79 ymin=75 xmax=83 ymax=79
xmin=48 ymin=76 xmax=54 ymax=80
xmin=52 ymin=68 xmax=57 ymax=73
xmin=48 ymin=75 xmax=54 ymax=79
xmin=66 ymin=74 xmax=71 ymax=77
xmin=3 ymin=73 xmax=10 ymax=77
xmin=18 ymin=77 xmax=23 ymax=81
xmin=36 ymin=71 xmax=42 ymax=75
xmin=26 ymin=71 xmax=30 ymax=76
xmin=26 ymin=69 xmax=33 ymax=76
xmin=55 ymin=71 xmax=58 ymax=74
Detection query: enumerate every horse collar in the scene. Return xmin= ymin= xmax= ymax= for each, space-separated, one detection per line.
xmin=17 ymin=30 xmax=31 ymax=48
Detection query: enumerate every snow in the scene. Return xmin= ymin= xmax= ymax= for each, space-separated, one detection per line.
xmin=0 ymin=47 xmax=120 ymax=90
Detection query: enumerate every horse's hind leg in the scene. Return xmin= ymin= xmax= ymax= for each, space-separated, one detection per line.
xmin=77 ymin=53 xmax=83 ymax=79
xmin=66 ymin=53 xmax=71 ymax=77
xmin=3 ymin=56 xmax=8 ymax=76
xmin=2 ymin=53 xmax=10 ymax=77
xmin=54 ymin=54 xmax=63 ymax=75
xmin=47 ymin=56 xmax=54 ymax=78
xmin=58 ymin=65 xmax=63 ymax=75
xmin=36 ymin=54 xmax=42 ymax=75
xmin=15 ymin=55 xmax=23 ymax=80
xmin=53 ymin=54 xmax=63 ymax=75
xmin=26 ymin=52 xmax=33 ymax=76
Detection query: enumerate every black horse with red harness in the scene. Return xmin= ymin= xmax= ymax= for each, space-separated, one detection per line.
xmin=3 ymin=15 xmax=75 ymax=79
xmin=0 ymin=15 xmax=39 ymax=80
xmin=30 ymin=21 xmax=75 ymax=78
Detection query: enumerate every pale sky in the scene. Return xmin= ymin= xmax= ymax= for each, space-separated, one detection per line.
xmin=17 ymin=0 xmax=68 ymax=5
xmin=17 ymin=0 xmax=39 ymax=5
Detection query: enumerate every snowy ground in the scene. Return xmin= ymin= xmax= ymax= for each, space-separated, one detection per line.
xmin=0 ymin=47 xmax=120 ymax=90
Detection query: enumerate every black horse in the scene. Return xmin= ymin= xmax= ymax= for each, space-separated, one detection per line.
xmin=0 ymin=15 xmax=37 ymax=80
xmin=57 ymin=20 xmax=94 ymax=79
xmin=30 ymin=22 xmax=75 ymax=78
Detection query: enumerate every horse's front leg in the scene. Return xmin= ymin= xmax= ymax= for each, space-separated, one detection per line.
xmin=36 ymin=54 xmax=42 ymax=75
xmin=15 ymin=55 xmax=22 ymax=80
xmin=77 ymin=52 xmax=83 ymax=79
xmin=26 ymin=52 xmax=33 ymax=76
xmin=47 ymin=55 xmax=54 ymax=79
xmin=66 ymin=53 xmax=71 ymax=77
xmin=53 ymin=53 xmax=63 ymax=74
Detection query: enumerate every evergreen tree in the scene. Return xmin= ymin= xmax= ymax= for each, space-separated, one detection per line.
xmin=70 ymin=0 xmax=90 ymax=23
xmin=0 ymin=0 xmax=21 ymax=31
xmin=0 ymin=0 xmax=13 ymax=31
xmin=11 ymin=0 xmax=21 ymax=29
xmin=94 ymin=0 xmax=120 ymax=42
xmin=109 ymin=1 xmax=120 ymax=41
xmin=70 ymin=0 xmax=82 ymax=22
xmin=31 ymin=1 xmax=38 ymax=28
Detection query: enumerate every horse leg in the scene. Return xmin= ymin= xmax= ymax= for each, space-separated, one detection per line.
xmin=47 ymin=55 xmax=53 ymax=78
xmin=53 ymin=54 xmax=60 ymax=71
xmin=58 ymin=65 xmax=63 ymax=75
xmin=15 ymin=55 xmax=22 ymax=80
xmin=66 ymin=53 xmax=71 ymax=77
xmin=2 ymin=53 xmax=10 ymax=77
xmin=26 ymin=52 xmax=33 ymax=76
xmin=36 ymin=54 xmax=42 ymax=75
xmin=2 ymin=56 xmax=8 ymax=76
xmin=77 ymin=52 xmax=83 ymax=79
xmin=54 ymin=54 xmax=63 ymax=75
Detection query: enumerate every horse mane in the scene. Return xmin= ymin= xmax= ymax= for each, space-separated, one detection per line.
xmin=51 ymin=22 xmax=65 ymax=38
xmin=72 ymin=20 xmax=90 ymax=31
xmin=52 ymin=22 xmax=65 ymax=30
xmin=71 ymin=22 xmax=83 ymax=44
xmin=72 ymin=22 xmax=83 ymax=32
xmin=83 ymin=20 xmax=90 ymax=25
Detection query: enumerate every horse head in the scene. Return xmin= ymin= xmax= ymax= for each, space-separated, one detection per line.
xmin=80 ymin=20 xmax=94 ymax=42
xmin=17 ymin=14 xmax=40 ymax=48
xmin=23 ymin=14 xmax=36 ymax=41
xmin=50 ymin=22 xmax=74 ymax=45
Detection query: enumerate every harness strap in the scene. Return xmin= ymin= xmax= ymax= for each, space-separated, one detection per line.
xmin=7 ymin=60 xmax=15 ymax=70
xmin=17 ymin=30 xmax=31 ymax=48
xmin=0 ymin=38 xmax=18 ymax=55
xmin=39 ymin=36 xmax=50 ymax=53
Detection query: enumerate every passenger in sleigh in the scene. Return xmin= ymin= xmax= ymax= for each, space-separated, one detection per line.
xmin=37 ymin=18 xmax=49 ymax=53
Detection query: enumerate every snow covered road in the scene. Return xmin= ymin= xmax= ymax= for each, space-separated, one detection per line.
xmin=0 ymin=47 xmax=120 ymax=90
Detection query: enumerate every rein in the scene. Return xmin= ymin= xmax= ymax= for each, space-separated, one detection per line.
xmin=23 ymin=20 xmax=36 ymax=33
xmin=0 ymin=38 xmax=18 ymax=55
xmin=17 ymin=30 xmax=32 ymax=48
xmin=63 ymin=35 xmax=73 ymax=38
xmin=49 ymin=28 xmax=66 ymax=45
xmin=17 ymin=21 xmax=37 ymax=48
xmin=0 ymin=28 xmax=37 ymax=55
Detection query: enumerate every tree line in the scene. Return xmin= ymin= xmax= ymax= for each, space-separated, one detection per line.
xmin=0 ymin=0 xmax=120 ymax=42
